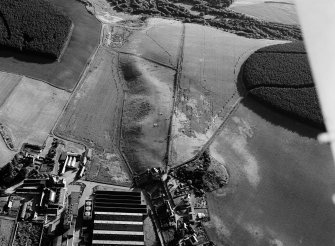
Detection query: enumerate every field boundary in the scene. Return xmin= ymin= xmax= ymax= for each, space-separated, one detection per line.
xmin=51 ymin=22 xmax=104 ymax=140
xmin=0 ymin=70 xmax=71 ymax=92
xmin=166 ymin=22 xmax=185 ymax=170
xmin=57 ymin=22 xmax=75 ymax=62
xmin=118 ymin=51 xmax=176 ymax=70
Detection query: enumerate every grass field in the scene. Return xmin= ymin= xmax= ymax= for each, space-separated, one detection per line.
xmin=55 ymin=48 xmax=123 ymax=152
xmin=54 ymin=47 xmax=131 ymax=184
xmin=120 ymin=54 xmax=175 ymax=174
xmin=170 ymin=23 xmax=286 ymax=165
xmin=0 ymin=218 xmax=15 ymax=246
xmin=0 ymin=76 xmax=70 ymax=149
xmin=0 ymin=0 xmax=101 ymax=91
xmin=205 ymin=98 xmax=335 ymax=246
xmin=230 ymin=1 xmax=299 ymax=25
xmin=120 ymin=18 xmax=183 ymax=68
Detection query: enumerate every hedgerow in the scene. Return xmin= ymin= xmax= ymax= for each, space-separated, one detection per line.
xmin=0 ymin=0 xmax=72 ymax=60
xmin=249 ymin=87 xmax=323 ymax=127
xmin=243 ymin=42 xmax=324 ymax=128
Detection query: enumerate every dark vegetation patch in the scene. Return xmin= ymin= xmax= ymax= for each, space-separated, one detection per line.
xmin=243 ymin=53 xmax=313 ymax=89
xmin=13 ymin=222 xmax=43 ymax=246
xmin=0 ymin=0 xmax=100 ymax=91
xmin=256 ymin=41 xmax=306 ymax=53
xmin=106 ymin=0 xmax=301 ymax=40
xmin=173 ymin=151 xmax=229 ymax=196
xmin=0 ymin=0 xmax=72 ymax=60
xmin=249 ymin=87 xmax=323 ymax=128
xmin=242 ymin=41 xmax=324 ymax=128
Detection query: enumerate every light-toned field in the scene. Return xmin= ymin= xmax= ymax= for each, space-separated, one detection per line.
xmin=0 ymin=72 xmax=22 ymax=166
xmin=0 ymin=72 xmax=22 ymax=107
xmin=120 ymin=55 xmax=175 ymax=173
xmin=120 ymin=18 xmax=183 ymax=68
xmin=231 ymin=0 xmax=295 ymax=7
xmin=204 ymin=98 xmax=335 ymax=246
xmin=0 ymin=74 xmax=70 ymax=150
xmin=0 ymin=218 xmax=15 ymax=246
xmin=170 ymin=24 xmax=286 ymax=165
xmin=230 ymin=1 xmax=299 ymax=25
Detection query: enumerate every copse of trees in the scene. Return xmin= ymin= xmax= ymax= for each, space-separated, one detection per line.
xmin=243 ymin=53 xmax=313 ymax=89
xmin=242 ymin=41 xmax=324 ymax=128
xmin=0 ymin=0 xmax=72 ymax=60
xmin=250 ymin=87 xmax=323 ymax=127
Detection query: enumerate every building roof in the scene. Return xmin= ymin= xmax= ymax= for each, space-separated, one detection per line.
xmin=93 ymin=191 xmax=146 ymax=246
xmin=69 ymin=192 xmax=80 ymax=217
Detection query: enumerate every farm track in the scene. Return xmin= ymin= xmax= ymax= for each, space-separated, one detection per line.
xmin=166 ymin=23 xmax=186 ymax=170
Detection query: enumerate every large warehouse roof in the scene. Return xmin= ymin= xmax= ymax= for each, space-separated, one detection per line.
xmin=92 ymin=190 xmax=146 ymax=246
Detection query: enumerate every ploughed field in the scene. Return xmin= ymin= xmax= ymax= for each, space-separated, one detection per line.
xmin=0 ymin=0 xmax=101 ymax=91
xmin=242 ymin=42 xmax=323 ymax=128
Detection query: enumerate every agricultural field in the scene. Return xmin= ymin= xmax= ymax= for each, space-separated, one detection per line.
xmin=170 ymin=23 xmax=286 ymax=165
xmin=54 ymin=47 xmax=131 ymax=184
xmin=120 ymin=54 xmax=175 ymax=174
xmin=0 ymin=218 xmax=15 ymax=246
xmin=0 ymin=76 xmax=70 ymax=149
xmin=119 ymin=18 xmax=183 ymax=68
xmin=0 ymin=0 xmax=101 ymax=91
xmin=230 ymin=1 xmax=299 ymax=25
xmin=0 ymin=0 xmax=72 ymax=59
xmin=204 ymin=98 xmax=335 ymax=246
xmin=242 ymin=41 xmax=323 ymax=128
xmin=55 ymin=48 xmax=123 ymax=152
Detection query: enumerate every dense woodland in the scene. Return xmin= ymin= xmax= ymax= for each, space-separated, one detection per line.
xmin=107 ymin=0 xmax=302 ymax=40
xmin=0 ymin=0 xmax=72 ymax=59
xmin=243 ymin=41 xmax=324 ymax=128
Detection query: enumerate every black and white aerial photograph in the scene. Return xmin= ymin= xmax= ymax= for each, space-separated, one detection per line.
xmin=0 ymin=0 xmax=334 ymax=245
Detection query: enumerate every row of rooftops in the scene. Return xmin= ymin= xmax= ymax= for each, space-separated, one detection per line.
xmin=92 ymin=190 xmax=147 ymax=246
